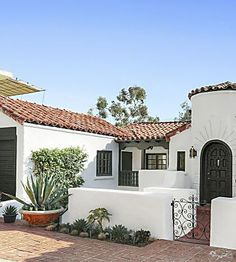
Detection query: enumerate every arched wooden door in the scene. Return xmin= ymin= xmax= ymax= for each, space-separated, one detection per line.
xmin=200 ymin=140 xmax=232 ymax=204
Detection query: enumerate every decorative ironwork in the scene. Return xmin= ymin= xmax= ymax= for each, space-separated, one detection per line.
xmin=119 ymin=171 xmax=139 ymax=187
xmin=172 ymin=195 xmax=210 ymax=245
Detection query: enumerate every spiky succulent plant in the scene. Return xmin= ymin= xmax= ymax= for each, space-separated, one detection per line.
xmin=1 ymin=174 xmax=69 ymax=211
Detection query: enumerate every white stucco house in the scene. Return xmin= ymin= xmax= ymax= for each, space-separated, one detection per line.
xmin=0 ymin=81 xmax=236 ymax=205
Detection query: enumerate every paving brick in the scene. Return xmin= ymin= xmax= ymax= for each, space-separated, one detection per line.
xmin=0 ymin=220 xmax=235 ymax=262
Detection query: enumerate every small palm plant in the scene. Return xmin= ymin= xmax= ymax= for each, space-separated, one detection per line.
xmin=87 ymin=208 xmax=111 ymax=232
xmin=1 ymin=173 xmax=69 ymax=211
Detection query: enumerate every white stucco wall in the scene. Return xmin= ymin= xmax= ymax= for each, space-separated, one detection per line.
xmin=139 ymin=170 xmax=192 ymax=191
xmin=22 ymin=123 xmax=119 ymax=194
xmin=190 ymin=91 xmax=236 ymax=196
xmin=210 ymin=197 xmax=236 ymax=250
xmin=0 ymin=112 xmax=24 ymax=198
xmin=169 ymin=90 xmax=236 ymax=197
xmin=63 ymin=187 xmax=173 ymax=239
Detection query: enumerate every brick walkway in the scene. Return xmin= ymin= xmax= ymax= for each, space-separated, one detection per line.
xmin=0 ymin=220 xmax=235 ymax=262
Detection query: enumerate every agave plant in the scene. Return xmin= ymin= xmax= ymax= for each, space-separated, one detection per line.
xmin=2 ymin=205 xmax=18 ymax=216
xmin=1 ymin=174 xmax=69 ymax=211
xmin=87 ymin=208 xmax=111 ymax=232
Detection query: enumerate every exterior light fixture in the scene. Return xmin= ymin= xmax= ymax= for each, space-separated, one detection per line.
xmin=189 ymin=146 xmax=197 ymax=158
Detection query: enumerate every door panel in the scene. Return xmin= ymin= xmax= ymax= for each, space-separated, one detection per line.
xmin=201 ymin=141 xmax=232 ymax=204
xmin=0 ymin=128 xmax=17 ymax=200
xmin=122 ymin=152 xmax=132 ymax=171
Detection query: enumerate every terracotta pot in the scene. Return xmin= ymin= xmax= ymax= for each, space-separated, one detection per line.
xmin=20 ymin=208 xmax=63 ymax=226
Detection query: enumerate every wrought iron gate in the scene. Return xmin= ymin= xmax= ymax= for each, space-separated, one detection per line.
xmin=171 ymin=195 xmax=210 ymax=245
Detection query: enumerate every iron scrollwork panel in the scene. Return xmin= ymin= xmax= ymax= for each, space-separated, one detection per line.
xmin=172 ymin=195 xmax=210 ymax=244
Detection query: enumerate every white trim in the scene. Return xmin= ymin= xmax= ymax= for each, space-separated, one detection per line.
xmin=94 ymin=176 xmax=114 ymax=180
xmin=20 ymin=207 xmax=64 ymax=214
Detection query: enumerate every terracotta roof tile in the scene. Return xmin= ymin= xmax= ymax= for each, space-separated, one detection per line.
xmin=0 ymin=96 xmax=128 ymax=138
xmin=120 ymin=121 xmax=191 ymax=141
xmin=188 ymin=81 xmax=236 ymax=99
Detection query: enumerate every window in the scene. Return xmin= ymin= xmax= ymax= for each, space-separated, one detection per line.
xmin=177 ymin=151 xmax=185 ymax=171
xmin=146 ymin=154 xmax=167 ymax=170
xmin=96 ymin=151 xmax=112 ymax=176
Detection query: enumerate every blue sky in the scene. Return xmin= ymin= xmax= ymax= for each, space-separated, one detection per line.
xmin=0 ymin=0 xmax=236 ymax=121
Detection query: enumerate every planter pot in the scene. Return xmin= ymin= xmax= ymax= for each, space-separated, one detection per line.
xmin=20 ymin=208 xmax=63 ymax=226
xmin=3 ymin=214 xmax=17 ymax=223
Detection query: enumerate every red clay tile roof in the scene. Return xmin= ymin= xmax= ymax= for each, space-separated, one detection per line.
xmin=119 ymin=121 xmax=191 ymax=141
xmin=188 ymin=81 xmax=236 ymax=99
xmin=0 ymin=96 xmax=128 ymax=138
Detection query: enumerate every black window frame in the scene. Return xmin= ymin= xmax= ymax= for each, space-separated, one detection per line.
xmin=146 ymin=153 xmax=167 ymax=170
xmin=177 ymin=151 xmax=185 ymax=171
xmin=96 ymin=150 xmax=112 ymax=176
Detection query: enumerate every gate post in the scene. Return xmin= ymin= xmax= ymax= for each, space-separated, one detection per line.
xmin=171 ymin=199 xmax=175 ymax=240
xmin=191 ymin=194 xmax=195 ymax=239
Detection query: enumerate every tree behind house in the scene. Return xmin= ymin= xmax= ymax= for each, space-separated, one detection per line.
xmin=88 ymin=86 xmax=159 ymax=126
xmin=175 ymin=101 xmax=191 ymax=121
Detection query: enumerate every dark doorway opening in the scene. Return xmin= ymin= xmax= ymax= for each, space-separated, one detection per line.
xmin=0 ymin=127 xmax=17 ymax=201
xmin=121 ymin=151 xmax=132 ymax=171
xmin=200 ymin=140 xmax=232 ymax=204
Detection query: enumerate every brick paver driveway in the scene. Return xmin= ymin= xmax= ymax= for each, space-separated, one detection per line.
xmin=0 ymin=220 xmax=235 ymax=262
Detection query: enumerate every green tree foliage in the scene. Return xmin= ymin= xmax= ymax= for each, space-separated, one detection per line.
xmin=31 ymin=147 xmax=88 ymax=191
xmin=90 ymin=86 xmax=159 ymax=126
xmin=175 ymin=101 xmax=191 ymax=121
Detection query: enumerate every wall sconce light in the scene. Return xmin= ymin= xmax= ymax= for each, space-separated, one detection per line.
xmin=189 ymin=146 xmax=197 ymax=158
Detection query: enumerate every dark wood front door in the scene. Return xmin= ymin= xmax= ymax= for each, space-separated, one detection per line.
xmin=0 ymin=128 xmax=17 ymax=200
xmin=201 ymin=141 xmax=232 ymax=204
xmin=122 ymin=152 xmax=132 ymax=171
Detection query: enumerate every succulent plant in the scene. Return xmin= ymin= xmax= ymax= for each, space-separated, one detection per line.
xmin=72 ymin=219 xmax=89 ymax=234
xmin=2 ymin=205 xmax=18 ymax=216
xmin=1 ymin=173 xmax=69 ymax=211
xmin=110 ymin=224 xmax=131 ymax=244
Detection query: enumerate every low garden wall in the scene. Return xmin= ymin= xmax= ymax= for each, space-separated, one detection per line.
xmin=63 ymin=188 xmax=173 ymax=239
xmin=143 ymin=187 xmax=197 ymax=200
xmin=138 ymin=170 xmax=192 ymax=191
xmin=211 ymin=197 xmax=236 ymax=250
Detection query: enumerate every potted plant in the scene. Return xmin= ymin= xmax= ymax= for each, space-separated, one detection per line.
xmin=2 ymin=205 xmax=18 ymax=223
xmin=1 ymin=174 xmax=69 ymax=226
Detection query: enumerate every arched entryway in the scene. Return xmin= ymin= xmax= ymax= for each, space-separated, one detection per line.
xmin=200 ymin=140 xmax=232 ymax=204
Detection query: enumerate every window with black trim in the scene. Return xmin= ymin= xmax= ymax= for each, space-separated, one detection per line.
xmin=177 ymin=151 xmax=185 ymax=171
xmin=96 ymin=150 xmax=112 ymax=176
xmin=146 ymin=153 xmax=167 ymax=170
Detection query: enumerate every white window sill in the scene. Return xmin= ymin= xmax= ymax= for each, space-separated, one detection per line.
xmin=94 ymin=176 xmax=114 ymax=180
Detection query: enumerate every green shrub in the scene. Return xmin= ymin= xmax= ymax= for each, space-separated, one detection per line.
xmin=31 ymin=147 xmax=88 ymax=191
